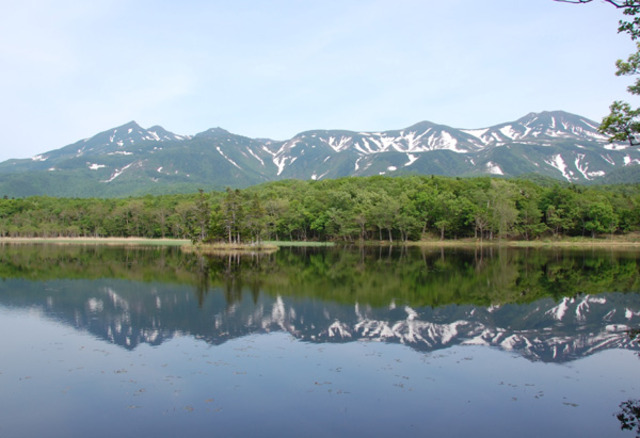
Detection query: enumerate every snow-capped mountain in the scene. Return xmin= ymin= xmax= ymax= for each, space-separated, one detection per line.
xmin=462 ymin=111 xmax=609 ymax=145
xmin=0 ymin=110 xmax=638 ymax=197
xmin=32 ymin=121 xmax=188 ymax=166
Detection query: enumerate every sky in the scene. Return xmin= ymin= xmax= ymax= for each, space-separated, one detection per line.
xmin=0 ymin=0 xmax=637 ymax=162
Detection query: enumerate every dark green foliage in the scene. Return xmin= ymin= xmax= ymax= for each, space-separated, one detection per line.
xmin=0 ymin=176 xmax=639 ymax=242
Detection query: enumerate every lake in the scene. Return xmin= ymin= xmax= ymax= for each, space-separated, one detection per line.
xmin=0 ymin=244 xmax=639 ymax=437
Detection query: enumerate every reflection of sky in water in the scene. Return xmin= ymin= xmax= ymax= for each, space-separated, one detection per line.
xmin=0 ymin=306 xmax=637 ymax=438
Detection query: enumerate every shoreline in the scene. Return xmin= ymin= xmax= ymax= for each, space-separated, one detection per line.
xmin=404 ymin=240 xmax=640 ymax=248
xmin=0 ymin=237 xmax=191 ymax=246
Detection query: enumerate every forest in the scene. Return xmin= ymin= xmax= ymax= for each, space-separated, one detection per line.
xmin=0 ymin=175 xmax=638 ymax=243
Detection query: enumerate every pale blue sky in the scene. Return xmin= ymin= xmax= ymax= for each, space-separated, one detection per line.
xmin=0 ymin=0 xmax=635 ymax=162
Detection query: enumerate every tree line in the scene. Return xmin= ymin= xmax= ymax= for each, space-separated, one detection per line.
xmin=0 ymin=175 xmax=639 ymax=242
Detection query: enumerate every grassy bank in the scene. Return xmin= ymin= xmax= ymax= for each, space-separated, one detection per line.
xmin=181 ymin=242 xmax=280 ymax=254
xmin=404 ymin=233 xmax=640 ymax=248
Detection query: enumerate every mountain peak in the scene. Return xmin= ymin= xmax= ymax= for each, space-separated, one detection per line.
xmin=118 ymin=120 xmax=142 ymax=129
xmin=403 ymin=120 xmax=441 ymax=131
xmin=195 ymin=127 xmax=231 ymax=138
xmin=516 ymin=110 xmax=597 ymax=126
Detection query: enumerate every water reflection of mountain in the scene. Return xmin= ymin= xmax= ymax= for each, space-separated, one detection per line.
xmin=0 ymin=244 xmax=639 ymax=362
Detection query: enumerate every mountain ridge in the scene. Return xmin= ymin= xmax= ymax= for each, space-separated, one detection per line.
xmin=1 ymin=110 xmax=639 ymax=197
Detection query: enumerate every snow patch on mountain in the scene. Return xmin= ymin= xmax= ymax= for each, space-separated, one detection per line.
xmin=461 ymin=128 xmax=489 ymax=140
xmin=545 ymin=154 xmax=573 ymax=181
xmin=624 ymin=155 xmax=640 ymax=166
xmin=108 ymin=151 xmax=133 ymax=156
xmin=261 ymin=146 xmax=276 ymax=157
xmin=273 ymin=156 xmax=288 ymax=176
xmin=246 ymin=147 xmax=265 ymax=166
xmin=324 ymin=136 xmax=352 ymax=152
xmin=402 ymin=130 xmax=428 ymax=150
xmin=499 ymin=125 xmax=521 ymax=140
xmin=216 ymin=146 xmax=242 ymax=170
xmin=354 ymin=156 xmax=364 ymax=171
xmin=102 ymin=162 xmax=135 ymax=183
xmin=423 ymin=131 xmax=465 ymax=152
xmin=356 ymin=138 xmax=376 ymax=154
xmin=601 ymin=154 xmax=616 ymax=166
xmin=485 ymin=161 xmax=504 ymax=175
xmin=404 ymin=153 xmax=418 ymax=167
xmin=574 ymin=154 xmax=603 ymax=180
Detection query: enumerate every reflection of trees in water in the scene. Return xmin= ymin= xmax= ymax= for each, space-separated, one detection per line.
xmin=617 ymin=399 xmax=640 ymax=437
xmin=0 ymin=244 xmax=639 ymax=308
xmin=166 ymin=246 xmax=640 ymax=329
xmin=191 ymin=251 xmax=275 ymax=308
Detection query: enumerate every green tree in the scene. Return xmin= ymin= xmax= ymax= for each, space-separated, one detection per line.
xmin=263 ymin=198 xmax=289 ymax=241
xmin=370 ymin=193 xmax=400 ymax=242
xmin=413 ymin=188 xmax=438 ymax=239
xmin=243 ymin=194 xmax=266 ymax=244
xmin=221 ymin=188 xmax=243 ymax=243
xmin=584 ymin=200 xmax=619 ymax=237
xmin=515 ymin=183 xmax=548 ymax=240
xmin=487 ymin=180 xmax=519 ymax=239
xmin=190 ymin=189 xmax=211 ymax=243
xmin=541 ymin=185 xmax=581 ymax=237
xmin=432 ymin=191 xmax=459 ymax=240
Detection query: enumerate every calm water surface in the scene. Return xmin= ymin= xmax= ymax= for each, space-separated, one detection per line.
xmin=0 ymin=245 xmax=639 ymax=437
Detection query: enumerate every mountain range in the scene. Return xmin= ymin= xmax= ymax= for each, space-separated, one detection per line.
xmin=1 ymin=110 xmax=639 ymax=197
